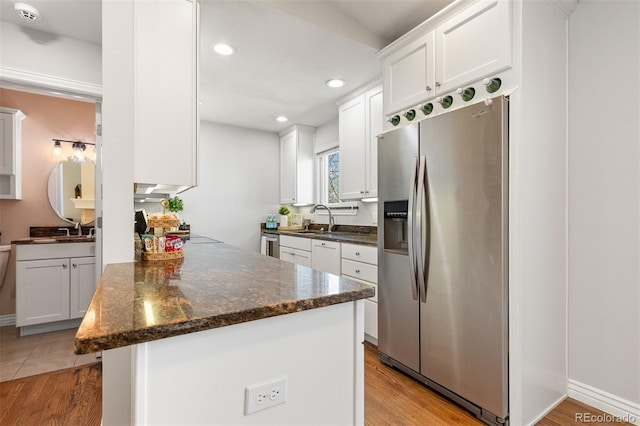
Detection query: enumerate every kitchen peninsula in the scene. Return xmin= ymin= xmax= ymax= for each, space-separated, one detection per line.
xmin=75 ymin=241 xmax=374 ymax=425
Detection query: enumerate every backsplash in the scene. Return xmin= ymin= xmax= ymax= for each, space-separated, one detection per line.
xmin=30 ymin=226 xmax=95 ymax=238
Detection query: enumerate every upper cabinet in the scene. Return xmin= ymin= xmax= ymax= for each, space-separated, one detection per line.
xmin=338 ymin=82 xmax=383 ymax=200
xmin=380 ymin=0 xmax=511 ymax=117
xmin=382 ymin=33 xmax=435 ymax=117
xmin=133 ymin=0 xmax=199 ymax=191
xmin=0 ymin=107 xmax=25 ymax=200
xmin=280 ymin=125 xmax=315 ymax=205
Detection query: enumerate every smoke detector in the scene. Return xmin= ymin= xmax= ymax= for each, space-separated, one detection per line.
xmin=14 ymin=3 xmax=40 ymax=21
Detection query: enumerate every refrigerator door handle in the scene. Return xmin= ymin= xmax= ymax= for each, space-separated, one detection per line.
xmin=416 ymin=155 xmax=428 ymax=303
xmin=407 ymin=156 xmax=419 ymax=301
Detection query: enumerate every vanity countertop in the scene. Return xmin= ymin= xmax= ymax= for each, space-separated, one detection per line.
xmin=74 ymin=241 xmax=374 ymax=354
xmin=12 ymin=236 xmax=95 ymax=245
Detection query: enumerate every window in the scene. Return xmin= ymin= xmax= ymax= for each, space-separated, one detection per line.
xmin=318 ymin=148 xmax=340 ymax=205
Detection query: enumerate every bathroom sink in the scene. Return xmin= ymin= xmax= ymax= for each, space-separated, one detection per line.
xmin=54 ymin=236 xmax=95 ymax=242
xmin=33 ymin=238 xmax=56 ymax=243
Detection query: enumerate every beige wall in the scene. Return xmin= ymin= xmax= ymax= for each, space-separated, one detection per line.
xmin=0 ymin=88 xmax=95 ymax=316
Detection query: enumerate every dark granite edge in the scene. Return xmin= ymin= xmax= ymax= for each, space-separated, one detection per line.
xmin=13 ymin=237 xmax=96 ymax=245
xmin=74 ymin=287 xmax=375 ymax=354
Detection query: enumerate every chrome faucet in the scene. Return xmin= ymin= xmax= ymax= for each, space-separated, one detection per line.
xmin=57 ymin=228 xmax=70 ymax=237
xmin=89 ymin=228 xmax=96 ymax=237
xmin=310 ymin=204 xmax=335 ymax=232
xmin=75 ymin=222 xmax=82 ymax=236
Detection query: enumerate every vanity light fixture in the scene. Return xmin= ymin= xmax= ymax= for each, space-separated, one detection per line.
xmin=326 ymin=79 xmax=345 ymax=88
xmin=53 ymin=140 xmax=62 ymax=156
xmin=52 ymin=139 xmax=96 ymax=163
xmin=212 ymin=43 xmax=236 ymax=56
xmin=72 ymin=142 xmax=87 ymax=163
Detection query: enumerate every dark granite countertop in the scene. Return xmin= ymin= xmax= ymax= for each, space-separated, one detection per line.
xmin=13 ymin=236 xmax=96 ymax=245
xmin=263 ymin=224 xmax=378 ymax=247
xmin=75 ymin=242 xmax=375 ymax=354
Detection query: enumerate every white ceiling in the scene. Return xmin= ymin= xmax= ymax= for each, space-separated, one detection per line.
xmin=0 ymin=0 xmax=454 ymax=133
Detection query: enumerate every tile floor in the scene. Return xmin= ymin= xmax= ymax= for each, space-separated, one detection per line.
xmin=0 ymin=325 xmax=99 ymax=382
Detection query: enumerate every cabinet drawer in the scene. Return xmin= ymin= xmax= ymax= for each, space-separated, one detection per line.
xmin=341 ymin=259 xmax=377 ymax=284
xmin=341 ymin=243 xmax=377 ymax=265
xmin=280 ymin=235 xmax=312 ymax=251
xmin=17 ymin=242 xmax=96 ymax=261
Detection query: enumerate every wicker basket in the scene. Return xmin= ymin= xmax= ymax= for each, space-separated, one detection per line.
xmin=141 ymin=250 xmax=184 ymax=261
xmin=148 ymin=219 xmax=180 ymax=228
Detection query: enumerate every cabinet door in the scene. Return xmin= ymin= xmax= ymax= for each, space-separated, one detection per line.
xmin=133 ymin=0 xmax=198 ymax=188
xmin=16 ymin=259 xmax=70 ymax=326
xmin=312 ymin=240 xmax=341 ymax=275
xmin=339 ymin=94 xmax=366 ymax=200
xmin=70 ymin=257 xmax=96 ymax=319
xmin=0 ymin=108 xmax=25 ymax=200
xmin=383 ymin=31 xmax=436 ymax=116
xmin=435 ymin=0 xmax=511 ymax=93
xmin=280 ymin=130 xmax=297 ymax=204
xmin=365 ymin=87 xmax=383 ymax=198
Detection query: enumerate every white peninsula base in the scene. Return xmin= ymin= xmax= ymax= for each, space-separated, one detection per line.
xmin=102 ymin=300 xmax=365 ymax=425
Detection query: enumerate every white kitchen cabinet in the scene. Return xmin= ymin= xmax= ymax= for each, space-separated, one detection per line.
xmin=379 ymin=0 xmax=511 ymax=117
xmin=338 ymin=83 xmax=383 ymax=200
xmin=311 ymin=239 xmax=341 ymax=275
xmin=0 ymin=107 xmax=25 ymax=200
xmin=435 ymin=0 xmax=511 ymax=94
xmin=16 ymin=243 xmax=96 ymax=335
xmin=341 ymin=243 xmax=378 ymax=342
xmin=280 ymin=125 xmax=315 ymax=205
xmin=279 ymin=235 xmax=312 ymax=267
xmin=382 ymin=33 xmax=436 ymax=117
xmin=133 ymin=0 xmax=199 ymax=191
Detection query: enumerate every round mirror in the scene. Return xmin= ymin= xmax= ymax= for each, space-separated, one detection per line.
xmin=47 ymin=161 xmax=96 ymax=224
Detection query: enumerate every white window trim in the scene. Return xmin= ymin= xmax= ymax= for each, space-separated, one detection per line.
xmin=316 ymin=148 xmax=358 ymax=215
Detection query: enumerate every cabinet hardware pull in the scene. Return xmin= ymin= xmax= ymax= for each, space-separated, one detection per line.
xmin=425 ymin=85 xmax=431 ymax=92
xmin=355 ymin=252 xmax=360 ymax=256
xmin=355 ymin=269 xmax=361 ymax=273
xmin=72 ymin=264 xmax=77 ymax=268
xmin=435 ymin=81 xmax=441 ymax=88
xmin=62 ymin=264 xmax=67 ymax=268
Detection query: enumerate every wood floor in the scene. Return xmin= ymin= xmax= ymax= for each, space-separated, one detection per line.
xmin=0 ymin=340 xmax=624 ymax=425
xmin=0 ymin=362 xmax=102 ymax=426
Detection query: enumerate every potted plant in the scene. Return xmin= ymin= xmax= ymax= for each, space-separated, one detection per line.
xmin=278 ymin=205 xmax=290 ymax=227
xmin=167 ymin=196 xmax=184 ymax=213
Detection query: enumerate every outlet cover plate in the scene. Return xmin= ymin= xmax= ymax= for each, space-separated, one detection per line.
xmin=245 ymin=377 xmax=287 ymax=415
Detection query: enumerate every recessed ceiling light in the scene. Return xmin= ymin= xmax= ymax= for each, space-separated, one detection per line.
xmin=326 ymin=79 xmax=345 ymax=88
xmin=276 ymin=116 xmax=288 ymax=122
xmin=15 ymin=2 xmax=39 ymax=20
xmin=212 ymin=43 xmax=236 ymax=56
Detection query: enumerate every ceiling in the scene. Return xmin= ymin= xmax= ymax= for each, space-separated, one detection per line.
xmin=0 ymin=0 xmax=454 ymax=133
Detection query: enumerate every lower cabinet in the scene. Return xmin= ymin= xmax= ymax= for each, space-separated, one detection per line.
xmin=279 ymin=235 xmax=312 ymax=268
xmin=311 ymin=240 xmax=341 ymax=275
xmin=16 ymin=243 xmax=96 ymax=333
xmin=341 ymin=243 xmax=378 ymax=342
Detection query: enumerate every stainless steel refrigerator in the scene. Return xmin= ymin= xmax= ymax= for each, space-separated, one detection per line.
xmin=377 ymin=96 xmax=509 ymax=425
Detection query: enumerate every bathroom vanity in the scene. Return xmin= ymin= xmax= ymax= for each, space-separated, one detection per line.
xmin=14 ymin=238 xmax=96 ymax=336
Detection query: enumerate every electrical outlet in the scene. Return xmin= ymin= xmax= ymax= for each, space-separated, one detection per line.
xmin=245 ymin=377 xmax=287 ymax=415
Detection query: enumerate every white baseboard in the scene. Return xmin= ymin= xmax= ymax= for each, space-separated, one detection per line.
xmin=0 ymin=314 xmax=16 ymax=327
xmin=568 ymin=379 xmax=640 ymax=425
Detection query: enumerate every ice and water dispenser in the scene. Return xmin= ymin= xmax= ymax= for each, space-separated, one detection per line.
xmin=383 ymin=200 xmax=408 ymax=253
